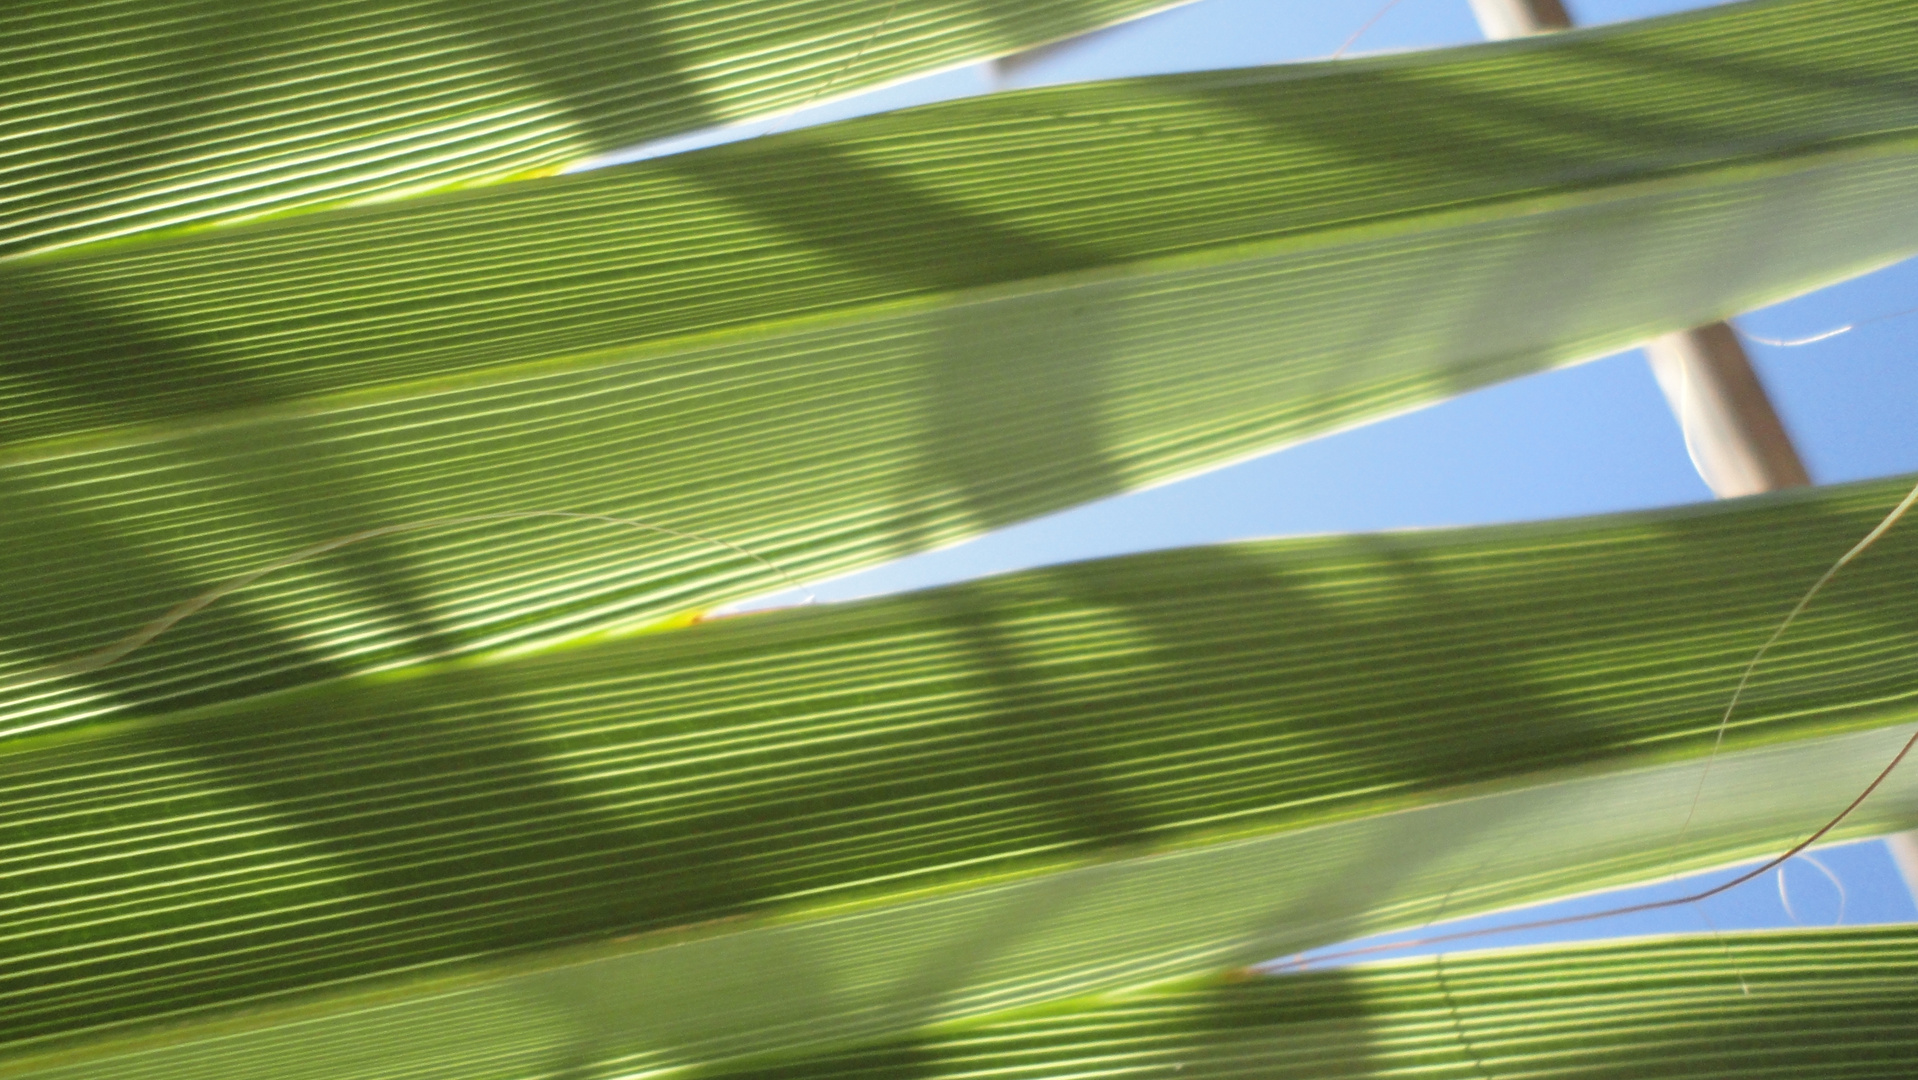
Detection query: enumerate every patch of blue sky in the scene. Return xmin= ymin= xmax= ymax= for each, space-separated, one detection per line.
xmin=1266 ymin=836 xmax=1918 ymax=971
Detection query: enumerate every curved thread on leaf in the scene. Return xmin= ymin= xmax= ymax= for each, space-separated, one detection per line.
xmin=1736 ymin=302 xmax=1918 ymax=348
xmin=1675 ymin=476 xmax=1918 ymax=846
xmin=1274 ymin=475 xmax=1918 ymax=972
xmin=13 ymin=486 xmax=1916 ymax=973
xmin=1273 ymin=728 xmax=1918 ymax=971
xmin=0 ymin=511 xmax=810 ymax=696
xmin=1777 ymin=852 xmax=1848 ymax=928
xmin=1332 ymin=0 xmax=1414 ymax=59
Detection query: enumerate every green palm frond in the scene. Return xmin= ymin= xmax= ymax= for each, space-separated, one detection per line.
xmin=6 ymin=474 xmax=1915 ymax=1077
xmin=7 ymin=0 xmax=1918 ymax=736
xmin=692 ymin=928 xmax=1918 ymax=1080
xmin=2 ymin=0 xmax=1174 ymax=256
xmin=5 ymin=1 xmax=1917 ymax=1078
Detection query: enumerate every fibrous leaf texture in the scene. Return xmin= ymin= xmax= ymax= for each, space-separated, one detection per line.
xmin=6 ymin=1 xmax=1918 ymax=1077
xmin=4 ymin=474 xmax=1916 ymax=1077
xmin=691 ymin=928 xmax=1918 ymax=1080
xmin=0 ymin=0 xmax=1175 ymax=256
xmin=5 ymin=0 xmax=1918 ymax=735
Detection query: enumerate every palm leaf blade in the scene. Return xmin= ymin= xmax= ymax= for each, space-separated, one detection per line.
xmin=693 ymin=928 xmax=1918 ymax=1080
xmin=7 ymin=0 xmax=1918 ymax=733
xmin=5 ymin=474 xmax=1916 ymax=1076
xmin=1 ymin=0 xmax=1176 ymax=257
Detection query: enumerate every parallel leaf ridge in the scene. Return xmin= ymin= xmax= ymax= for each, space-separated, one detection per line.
xmin=696 ymin=928 xmax=1918 ymax=1080
xmin=0 ymin=0 xmax=1169 ymax=257
xmin=7 ymin=0 xmax=1918 ymax=739
xmin=4 ymin=473 xmax=1915 ymax=1050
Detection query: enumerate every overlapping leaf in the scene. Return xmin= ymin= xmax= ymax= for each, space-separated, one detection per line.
xmin=5 ymin=474 xmax=1916 ymax=1077
xmin=0 ymin=0 xmax=1175 ymax=257
xmin=8 ymin=0 xmax=1918 ymax=736
xmin=690 ymin=928 xmax=1918 ymax=1080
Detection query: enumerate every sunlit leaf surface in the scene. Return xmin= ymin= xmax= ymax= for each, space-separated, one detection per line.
xmin=5 ymin=475 xmax=1916 ymax=1077
xmin=688 ymin=928 xmax=1918 ymax=1080
xmin=0 ymin=0 xmax=1174 ymax=256
xmin=6 ymin=0 xmax=1918 ymax=734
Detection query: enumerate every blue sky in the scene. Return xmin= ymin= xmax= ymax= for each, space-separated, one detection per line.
xmin=591 ymin=0 xmax=1918 ymax=952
